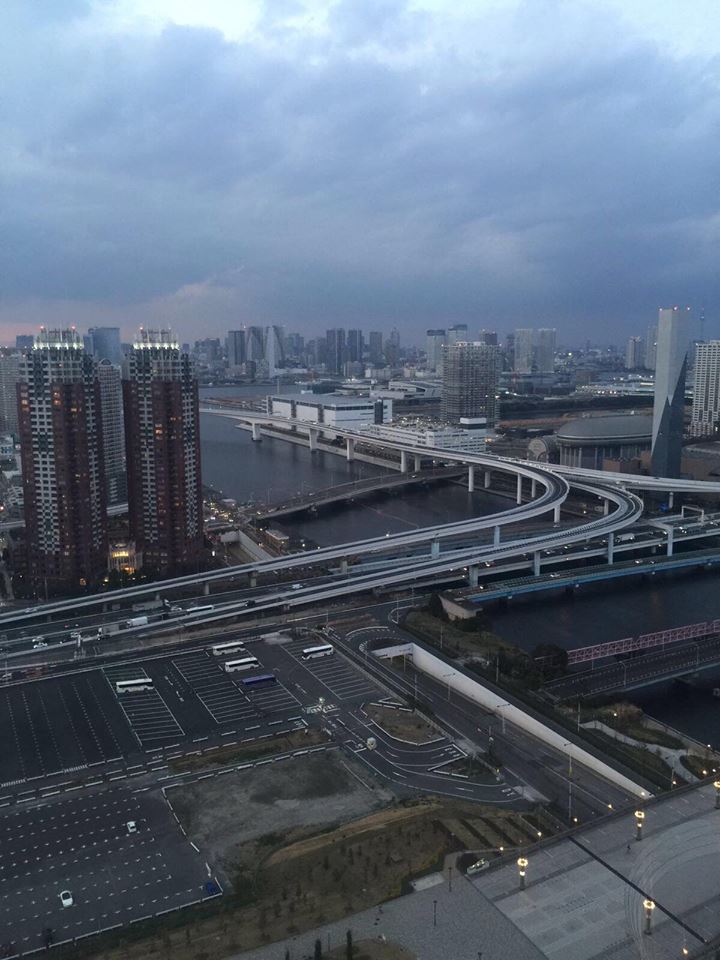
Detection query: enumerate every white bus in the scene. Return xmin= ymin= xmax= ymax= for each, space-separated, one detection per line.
xmin=115 ymin=678 xmax=154 ymax=694
xmin=186 ymin=604 xmax=215 ymax=614
xmin=301 ymin=644 xmax=334 ymax=661
xmin=224 ymin=656 xmax=260 ymax=673
xmin=211 ymin=640 xmax=246 ymax=657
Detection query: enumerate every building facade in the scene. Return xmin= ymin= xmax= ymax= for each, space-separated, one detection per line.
xmin=123 ymin=329 xmax=203 ymax=574
xmin=625 ymin=336 xmax=644 ymax=370
xmin=226 ymin=329 xmax=246 ymax=368
xmin=651 ymin=306 xmax=689 ymax=477
xmin=360 ymin=418 xmax=487 ymax=454
xmin=96 ymin=359 xmax=126 ymax=504
xmin=535 ymin=328 xmax=556 ymax=373
xmin=513 ymin=328 xmax=534 ymax=373
xmin=441 ymin=341 xmax=500 ymax=427
xmin=18 ymin=329 xmax=107 ymax=592
xmin=425 ymin=329 xmax=446 ymax=373
xmin=88 ymin=327 xmax=123 ymax=365
xmin=691 ymin=341 xmax=720 ymax=437
xmin=0 ymin=351 xmax=20 ymax=435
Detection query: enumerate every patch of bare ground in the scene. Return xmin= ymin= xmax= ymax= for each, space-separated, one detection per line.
xmin=363 ymin=703 xmax=441 ymax=744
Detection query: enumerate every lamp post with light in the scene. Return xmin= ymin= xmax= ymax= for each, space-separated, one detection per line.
xmin=643 ymin=899 xmax=655 ymax=936
xmin=634 ymin=809 xmax=645 ymax=841
xmin=714 ymin=781 xmax=720 ymax=809
xmin=517 ymin=857 xmax=528 ymax=891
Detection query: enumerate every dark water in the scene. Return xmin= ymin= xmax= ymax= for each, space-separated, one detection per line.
xmin=485 ymin=570 xmax=720 ymax=744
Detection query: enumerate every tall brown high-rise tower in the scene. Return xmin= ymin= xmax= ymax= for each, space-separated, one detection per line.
xmin=123 ymin=329 xmax=203 ymax=574
xmin=18 ymin=329 xmax=108 ymax=593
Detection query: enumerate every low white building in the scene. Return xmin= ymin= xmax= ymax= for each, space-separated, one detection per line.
xmin=267 ymin=393 xmax=392 ymax=428
xmin=359 ymin=417 xmax=488 ymax=454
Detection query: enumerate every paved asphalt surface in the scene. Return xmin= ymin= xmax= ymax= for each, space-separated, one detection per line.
xmin=0 ymin=788 xmax=211 ymax=954
xmin=0 ymin=601 xmax=640 ymax=947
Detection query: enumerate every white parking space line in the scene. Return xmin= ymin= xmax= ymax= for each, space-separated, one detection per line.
xmin=284 ymin=640 xmax=379 ymax=702
xmin=171 ymin=652 xmax=258 ymax=725
xmin=102 ymin=667 xmax=184 ymax=747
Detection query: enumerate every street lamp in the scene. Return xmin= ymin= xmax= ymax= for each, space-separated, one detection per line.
xmin=643 ymin=898 xmax=655 ymax=936
xmin=714 ymin=780 xmax=720 ymax=809
xmin=517 ymin=857 xmax=528 ymax=890
xmin=634 ymin=809 xmax=645 ymax=842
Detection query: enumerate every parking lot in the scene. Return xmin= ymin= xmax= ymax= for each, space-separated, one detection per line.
xmin=0 ymin=672 xmax=136 ymax=787
xmin=0 ymin=633 xmax=385 ymax=788
xmin=103 ymin=665 xmax=186 ymax=748
xmin=0 ymin=787 xmax=215 ymax=954
xmin=280 ymin=637 xmax=380 ymax=703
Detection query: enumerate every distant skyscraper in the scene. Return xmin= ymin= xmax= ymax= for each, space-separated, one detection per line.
xmin=651 ymin=307 xmax=689 ymax=477
xmin=368 ymin=331 xmax=383 ymax=365
xmin=441 ymin=341 xmax=500 ymax=427
xmin=514 ymin=328 xmax=534 ymax=373
xmin=18 ymin=329 xmax=107 ymax=592
xmin=246 ymin=326 xmax=265 ymax=363
xmin=480 ymin=330 xmax=498 ymax=346
xmin=264 ymin=325 xmax=286 ymax=375
xmin=446 ymin=324 xmax=468 ymax=346
xmin=425 ymin=330 xmax=446 ymax=373
xmin=347 ymin=329 xmax=364 ymax=364
xmin=226 ymin=329 xmax=246 ymax=368
xmin=645 ymin=321 xmax=658 ymax=371
xmin=89 ymin=327 xmax=123 ymax=365
xmin=384 ymin=328 xmax=401 ymax=366
xmin=691 ymin=341 xmax=720 ymax=437
xmin=123 ymin=329 xmax=203 ymax=573
xmin=96 ymin=359 xmax=126 ymax=505
xmin=325 ymin=329 xmax=346 ymax=374
xmin=0 ymin=351 xmax=20 ymax=434
xmin=536 ymin=329 xmax=556 ymax=374
xmin=15 ymin=335 xmax=34 ymax=352
xmin=625 ymin=336 xmax=644 ymax=370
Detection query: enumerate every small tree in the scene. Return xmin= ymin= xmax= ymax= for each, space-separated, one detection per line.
xmin=346 ymin=929 xmax=353 ymax=959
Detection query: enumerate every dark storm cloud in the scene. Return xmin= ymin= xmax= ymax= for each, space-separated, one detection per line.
xmin=1 ymin=0 xmax=719 ymax=342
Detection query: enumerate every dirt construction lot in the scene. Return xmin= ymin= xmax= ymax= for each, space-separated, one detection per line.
xmin=170 ymin=751 xmax=394 ymax=885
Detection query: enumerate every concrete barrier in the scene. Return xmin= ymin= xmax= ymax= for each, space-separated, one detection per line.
xmin=378 ymin=641 xmax=651 ymax=799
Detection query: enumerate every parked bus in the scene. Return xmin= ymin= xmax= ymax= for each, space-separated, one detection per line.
xmin=301 ymin=643 xmax=334 ymax=661
xmin=186 ymin=604 xmax=215 ymax=615
xmin=242 ymin=673 xmax=277 ymax=687
xmin=210 ymin=640 xmax=246 ymax=657
xmin=223 ymin=656 xmax=260 ymax=673
xmin=115 ymin=678 xmax=154 ymax=694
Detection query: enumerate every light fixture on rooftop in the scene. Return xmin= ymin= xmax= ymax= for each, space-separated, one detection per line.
xmin=643 ymin=898 xmax=655 ymax=936
xmin=634 ymin=809 xmax=645 ymax=841
xmin=517 ymin=856 xmax=528 ymax=890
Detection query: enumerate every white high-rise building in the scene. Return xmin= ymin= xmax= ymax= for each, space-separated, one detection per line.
xmin=651 ymin=306 xmax=689 ymax=477
xmin=645 ymin=321 xmax=658 ymax=371
xmin=625 ymin=336 xmax=644 ymax=370
xmin=691 ymin=341 xmax=720 ymax=437
xmin=513 ymin=329 xmax=534 ymax=373
xmin=425 ymin=330 xmax=446 ymax=373
xmin=536 ymin=328 xmax=556 ymax=373
xmin=96 ymin=359 xmax=126 ymax=505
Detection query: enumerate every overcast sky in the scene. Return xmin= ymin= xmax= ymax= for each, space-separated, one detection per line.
xmin=2 ymin=0 xmax=718 ymax=346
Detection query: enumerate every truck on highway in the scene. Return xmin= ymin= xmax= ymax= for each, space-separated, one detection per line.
xmin=123 ymin=616 xmax=149 ymax=629
xmin=616 ymin=533 xmax=636 ymax=543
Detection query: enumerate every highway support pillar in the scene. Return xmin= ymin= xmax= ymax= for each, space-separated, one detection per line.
xmin=668 ymin=491 xmax=675 ymax=509
xmin=468 ymin=566 xmax=479 ymax=588
xmin=531 ymin=478 xmax=537 ymax=499
xmin=603 ymin=498 xmax=610 ymax=516
xmin=430 ymin=539 xmax=440 ymax=558
xmin=308 ymin=429 xmax=318 ymax=452
xmin=667 ymin=527 xmax=674 ymax=557
xmin=607 ymin=532 xmax=615 ymax=564
xmin=516 ymin=474 xmax=523 ymax=504
xmin=340 ymin=558 xmax=348 ymax=575
xmin=346 ymin=437 xmax=355 ymax=462
xmin=414 ymin=454 xmax=422 ymax=472
xmin=493 ymin=525 xmax=501 ymax=547
xmin=533 ymin=552 xmax=541 ymax=577
xmin=251 ymin=422 xmax=262 ymax=442
xmin=400 ymin=450 xmax=409 ymax=473
xmin=484 ymin=470 xmax=491 ymax=489
xmin=468 ymin=465 xmax=476 ymax=492
xmin=203 ymin=582 xmax=210 ymax=596
xmin=553 ymin=504 xmax=561 ymax=524
xmin=249 ymin=572 xmax=258 ymax=588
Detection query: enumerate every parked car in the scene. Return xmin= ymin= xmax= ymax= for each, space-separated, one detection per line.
xmin=466 ymin=859 xmax=489 ymax=876
xmin=59 ymin=890 xmax=73 ymax=908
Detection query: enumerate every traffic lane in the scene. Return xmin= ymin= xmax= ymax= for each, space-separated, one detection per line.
xmin=0 ymin=788 xmax=212 ymax=950
xmin=348 ymin=742 xmax=524 ymax=806
xmin=340 ymin=712 xmax=464 ymax=769
xmin=336 ymin=631 xmax=635 ymax=816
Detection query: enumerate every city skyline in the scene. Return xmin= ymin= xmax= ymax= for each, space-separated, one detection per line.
xmin=2 ymin=1 xmax=718 ymax=344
